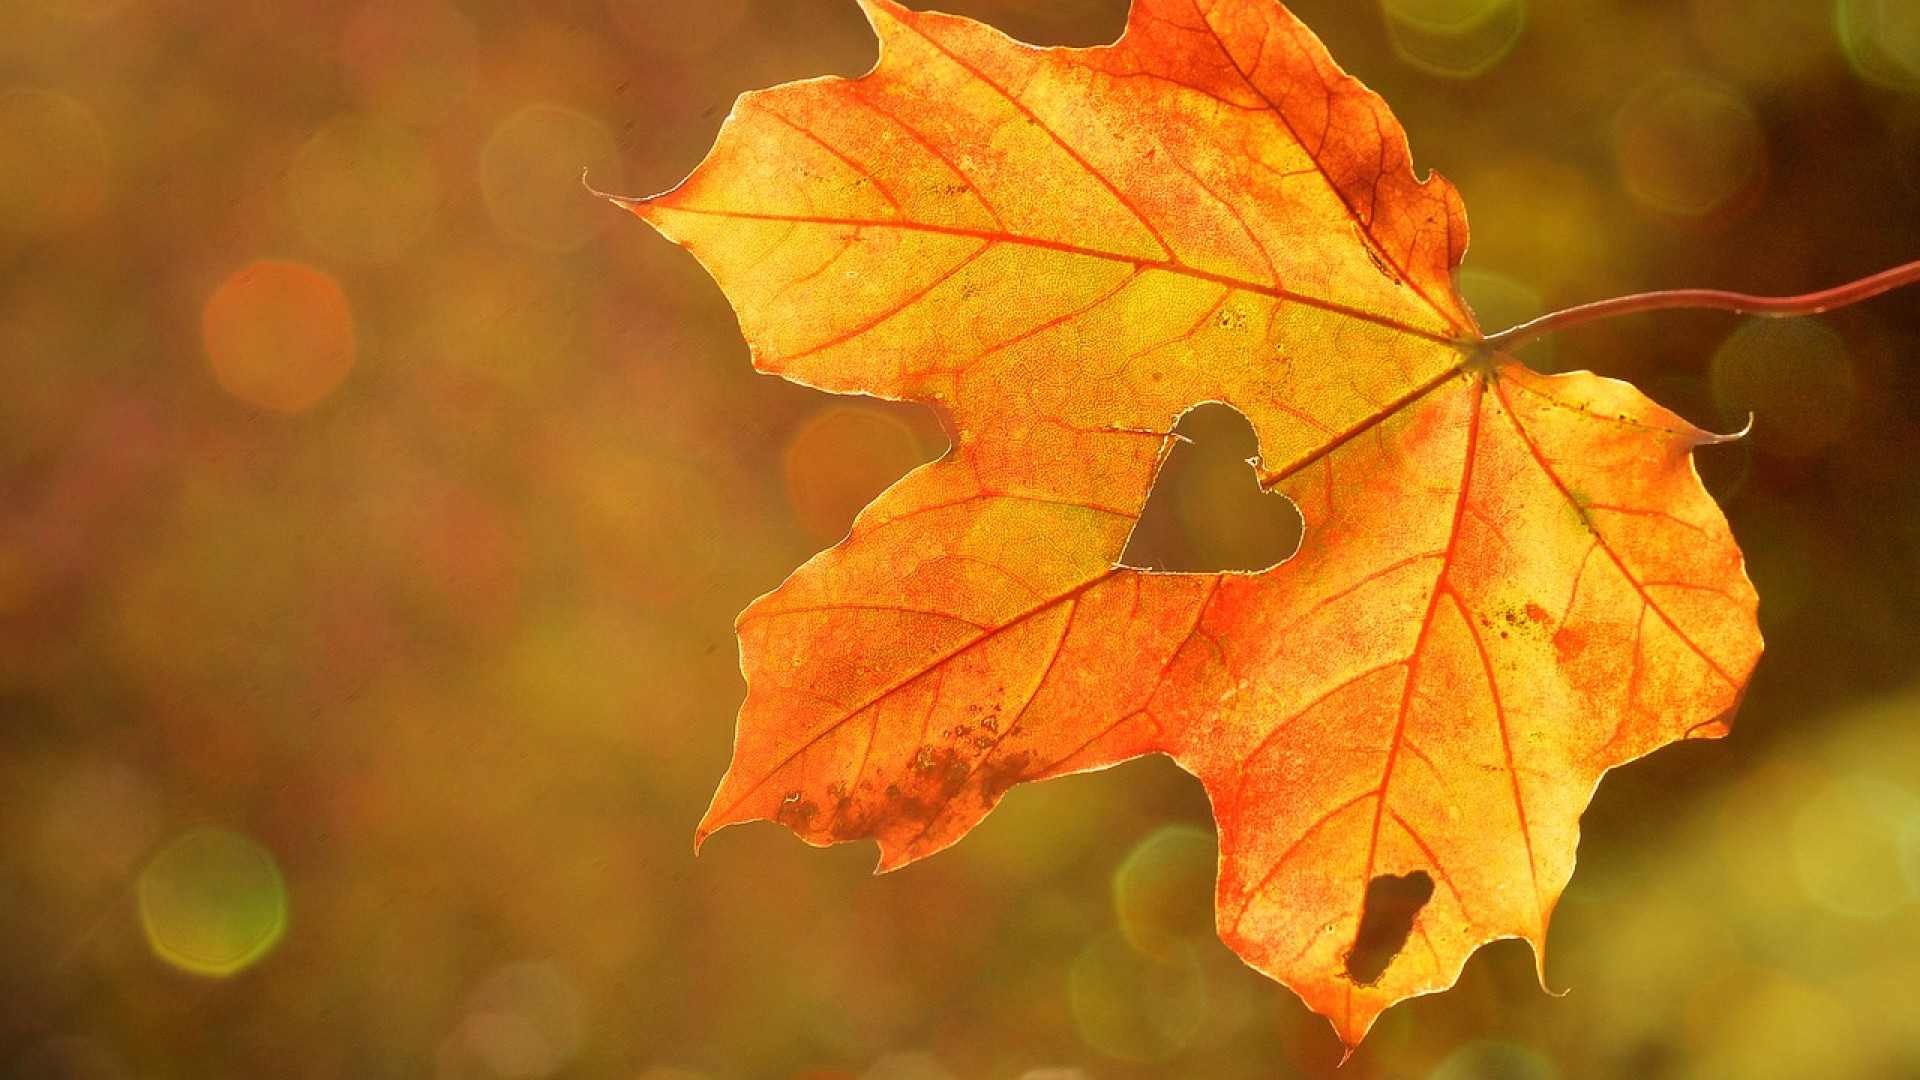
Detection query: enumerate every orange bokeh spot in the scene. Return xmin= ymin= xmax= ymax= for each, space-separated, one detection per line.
xmin=202 ymin=260 xmax=356 ymax=412
xmin=782 ymin=405 xmax=930 ymax=545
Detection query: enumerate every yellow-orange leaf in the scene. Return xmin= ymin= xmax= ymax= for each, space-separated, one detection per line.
xmin=617 ymin=0 xmax=1761 ymax=1048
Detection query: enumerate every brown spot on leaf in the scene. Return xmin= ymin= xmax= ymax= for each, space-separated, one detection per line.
xmin=776 ymin=796 xmax=819 ymax=831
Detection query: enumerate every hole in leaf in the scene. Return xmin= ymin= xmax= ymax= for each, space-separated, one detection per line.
xmin=1119 ymin=403 xmax=1303 ymax=574
xmin=1344 ymin=871 xmax=1434 ymax=986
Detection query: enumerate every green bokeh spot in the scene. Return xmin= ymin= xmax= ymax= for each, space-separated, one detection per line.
xmin=1837 ymin=0 xmax=1920 ymax=92
xmin=137 ymin=827 xmax=289 ymax=977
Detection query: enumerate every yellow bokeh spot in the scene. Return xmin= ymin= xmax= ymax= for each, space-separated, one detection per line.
xmin=1381 ymin=0 xmax=1525 ymax=79
xmin=137 ymin=828 xmax=289 ymax=977
xmin=478 ymin=104 xmax=622 ymax=251
xmin=0 ymin=87 xmax=110 ymax=236
xmin=1613 ymin=72 xmax=1763 ymax=217
xmin=1838 ymin=0 xmax=1920 ymax=92
xmin=202 ymin=259 xmax=356 ymax=412
xmin=288 ymin=115 xmax=438 ymax=264
xmin=1791 ymin=775 xmax=1918 ymax=919
xmin=1709 ymin=316 xmax=1856 ymax=457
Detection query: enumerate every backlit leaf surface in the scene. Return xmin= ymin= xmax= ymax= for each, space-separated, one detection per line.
xmin=619 ymin=0 xmax=1762 ymax=1046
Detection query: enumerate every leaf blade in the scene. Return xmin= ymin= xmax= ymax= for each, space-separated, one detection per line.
xmin=629 ymin=0 xmax=1762 ymax=1048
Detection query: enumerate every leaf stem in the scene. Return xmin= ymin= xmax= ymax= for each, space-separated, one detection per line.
xmin=1482 ymin=257 xmax=1920 ymax=352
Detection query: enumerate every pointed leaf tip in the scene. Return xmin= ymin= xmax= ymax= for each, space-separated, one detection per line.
xmin=581 ymin=168 xmax=641 ymax=212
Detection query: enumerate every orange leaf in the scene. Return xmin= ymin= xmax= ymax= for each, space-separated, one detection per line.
xmin=616 ymin=0 xmax=1761 ymax=1048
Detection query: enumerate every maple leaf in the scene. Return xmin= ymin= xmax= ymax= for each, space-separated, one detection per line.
xmin=614 ymin=0 xmax=1763 ymax=1048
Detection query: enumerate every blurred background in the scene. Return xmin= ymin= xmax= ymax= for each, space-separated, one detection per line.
xmin=4 ymin=0 xmax=1920 ymax=1077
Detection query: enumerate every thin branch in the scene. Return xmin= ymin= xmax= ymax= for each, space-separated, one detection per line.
xmin=1483 ymin=258 xmax=1920 ymax=352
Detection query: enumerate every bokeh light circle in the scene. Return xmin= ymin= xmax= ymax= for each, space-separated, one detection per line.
xmin=1612 ymin=72 xmax=1763 ymax=217
xmin=1791 ymin=775 xmax=1918 ymax=919
xmin=458 ymin=959 xmax=587 ymax=1079
xmin=783 ymin=406 xmax=930 ymax=545
xmin=136 ymin=828 xmax=289 ymax=976
xmin=1068 ymin=932 xmax=1208 ymax=1062
xmin=478 ymin=104 xmax=623 ymax=251
xmin=288 ymin=115 xmax=438 ymax=264
xmin=1111 ymin=824 xmax=1216 ymax=958
xmin=1709 ymin=317 xmax=1856 ymax=457
xmin=0 ymin=88 xmax=110 ymax=236
xmin=1837 ymin=0 xmax=1920 ymax=92
xmin=202 ymin=260 xmax=357 ymax=412
xmin=1382 ymin=0 xmax=1526 ymax=79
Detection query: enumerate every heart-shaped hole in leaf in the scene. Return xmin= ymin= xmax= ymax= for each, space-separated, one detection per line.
xmin=1120 ymin=403 xmax=1303 ymax=574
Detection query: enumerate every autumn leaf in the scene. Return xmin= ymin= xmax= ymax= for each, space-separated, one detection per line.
xmin=614 ymin=0 xmax=1763 ymax=1048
